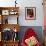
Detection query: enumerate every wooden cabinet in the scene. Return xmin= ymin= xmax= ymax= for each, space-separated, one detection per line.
xmin=0 ymin=7 xmax=20 ymax=46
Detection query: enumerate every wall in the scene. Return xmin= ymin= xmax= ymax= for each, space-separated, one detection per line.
xmin=0 ymin=0 xmax=43 ymax=26
xmin=0 ymin=0 xmax=44 ymax=44
xmin=18 ymin=26 xmax=43 ymax=44
xmin=18 ymin=0 xmax=43 ymax=26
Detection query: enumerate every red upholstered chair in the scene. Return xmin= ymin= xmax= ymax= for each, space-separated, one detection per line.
xmin=21 ymin=28 xmax=41 ymax=46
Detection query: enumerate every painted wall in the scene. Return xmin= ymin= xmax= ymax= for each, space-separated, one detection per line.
xmin=18 ymin=26 xmax=43 ymax=44
xmin=0 ymin=0 xmax=43 ymax=26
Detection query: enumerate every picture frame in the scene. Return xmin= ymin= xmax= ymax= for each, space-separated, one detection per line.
xmin=9 ymin=10 xmax=18 ymax=15
xmin=2 ymin=10 xmax=9 ymax=15
xmin=25 ymin=7 xmax=36 ymax=20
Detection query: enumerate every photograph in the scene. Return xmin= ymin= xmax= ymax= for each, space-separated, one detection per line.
xmin=25 ymin=7 xmax=36 ymax=20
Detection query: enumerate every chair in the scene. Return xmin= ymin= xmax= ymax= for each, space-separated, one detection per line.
xmin=21 ymin=28 xmax=41 ymax=46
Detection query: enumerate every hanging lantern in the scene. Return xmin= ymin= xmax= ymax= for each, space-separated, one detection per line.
xmin=15 ymin=0 xmax=17 ymax=7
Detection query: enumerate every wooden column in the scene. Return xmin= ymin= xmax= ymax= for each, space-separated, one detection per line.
xmin=43 ymin=0 xmax=46 ymax=46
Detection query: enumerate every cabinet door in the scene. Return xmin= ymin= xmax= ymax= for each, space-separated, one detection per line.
xmin=3 ymin=42 xmax=18 ymax=46
xmin=0 ymin=42 xmax=2 ymax=46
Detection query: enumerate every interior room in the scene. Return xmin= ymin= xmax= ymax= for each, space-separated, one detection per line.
xmin=0 ymin=0 xmax=45 ymax=46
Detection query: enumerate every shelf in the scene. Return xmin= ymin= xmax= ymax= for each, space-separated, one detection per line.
xmin=0 ymin=24 xmax=20 ymax=32
xmin=0 ymin=7 xmax=19 ymax=16
xmin=2 ymin=40 xmax=19 ymax=43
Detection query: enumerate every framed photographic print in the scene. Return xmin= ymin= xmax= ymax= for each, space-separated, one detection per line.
xmin=25 ymin=7 xmax=36 ymax=20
